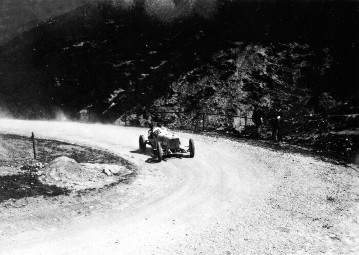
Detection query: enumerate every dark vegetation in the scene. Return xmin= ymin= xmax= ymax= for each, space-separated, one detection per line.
xmin=0 ymin=0 xmax=358 ymax=161
xmin=0 ymin=174 xmax=69 ymax=204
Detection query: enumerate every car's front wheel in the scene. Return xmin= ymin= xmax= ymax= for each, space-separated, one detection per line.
xmin=189 ymin=139 xmax=195 ymax=158
xmin=139 ymin=135 xmax=146 ymax=152
xmin=156 ymin=141 xmax=163 ymax=162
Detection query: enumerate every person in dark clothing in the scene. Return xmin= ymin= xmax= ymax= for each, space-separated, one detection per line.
xmin=318 ymin=114 xmax=329 ymax=136
xmin=272 ymin=111 xmax=283 ymax=142
xmin=148 ymin=122 xmax=155 ymax=139
xmin=252 ymin=106 xmax=264 ymax=139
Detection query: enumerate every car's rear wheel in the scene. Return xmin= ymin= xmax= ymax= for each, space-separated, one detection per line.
xmin=156 ymin=141 xmax=163 ymax=162
xmin=139 ymin=135 xmax=146 ymax=152
xmin=189 ymin=139 xmax=195 ymax=158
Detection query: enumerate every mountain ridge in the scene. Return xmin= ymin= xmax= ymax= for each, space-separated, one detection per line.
xmin=0 ymin=0 xmax=92 ymax=46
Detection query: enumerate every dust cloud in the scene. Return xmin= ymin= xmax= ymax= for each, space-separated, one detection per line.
xmin=55 ymin=110 xmax=69 ymax=122
xmin=112 ymin=0 xmax=218 ymax=21
xmin=0 ymin=107 xmax=13 ymax=119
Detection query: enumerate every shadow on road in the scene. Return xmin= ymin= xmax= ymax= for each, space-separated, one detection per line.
xmin=130 ymin=149 xmax=191 ymax=163
xmin=145 ymin=158 xmax=161 ymax=163
xmin=130 ymin=148 xmax=159 ymax=163
xmin=130 ymin=148 xmax=152 ymax=156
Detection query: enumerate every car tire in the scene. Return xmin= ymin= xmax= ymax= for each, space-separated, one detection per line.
xmin=156 ymin=141 xmax=163 ymax=162
xmin=189 ymin=139 xmax=195 ymax=158
xmin=139 ymin=135 xmax=146 ymax=152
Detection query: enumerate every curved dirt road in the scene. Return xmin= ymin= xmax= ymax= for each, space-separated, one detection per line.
xmin=0 ymin=119 xmax=358 ymax=255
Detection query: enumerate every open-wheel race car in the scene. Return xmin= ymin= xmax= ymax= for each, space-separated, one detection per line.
xmin=139 ymin=127 xmax=195 ymax=162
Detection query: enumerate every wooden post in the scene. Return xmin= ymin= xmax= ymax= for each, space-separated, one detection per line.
xmin=30 ymin=132 xmax=36 ymax=159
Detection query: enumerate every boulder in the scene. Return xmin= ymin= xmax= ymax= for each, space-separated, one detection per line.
xmin=40 ymin=156 xmax=84 ymax=189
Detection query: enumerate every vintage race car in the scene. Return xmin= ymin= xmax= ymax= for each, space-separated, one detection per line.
xmin=139 ymin=128 xmax=195 ymax=162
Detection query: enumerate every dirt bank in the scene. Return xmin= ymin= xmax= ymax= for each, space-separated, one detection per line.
xmin=0 ymin=133 xmax=136 ymax=237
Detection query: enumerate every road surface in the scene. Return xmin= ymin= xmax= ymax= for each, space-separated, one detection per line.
xmin=0 ymin=119 xmax=358 ymax=254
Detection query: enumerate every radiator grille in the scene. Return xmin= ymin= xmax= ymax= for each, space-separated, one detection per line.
xmin=168 ymin=138 xmax=180 ymax=148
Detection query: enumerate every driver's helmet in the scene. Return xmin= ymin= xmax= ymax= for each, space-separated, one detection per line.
xmin=152 ymin=127 xmax=162 ymax=137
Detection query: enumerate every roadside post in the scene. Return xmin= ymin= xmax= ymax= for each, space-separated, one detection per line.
xmin=30 ymin=132 xmax=36 ymax=159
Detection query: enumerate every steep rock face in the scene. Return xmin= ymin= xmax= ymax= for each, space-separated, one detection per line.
xmin=0 ymin=0 xmax=358 ymax=121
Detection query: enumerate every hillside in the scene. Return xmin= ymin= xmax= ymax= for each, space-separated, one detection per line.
xmin=0 ymin=0 xmax=358 ymax=160
xmin=0 ymin=0 xmax=357 ymax=118
xmin=0 ymin=0 xmax=91 ymax=45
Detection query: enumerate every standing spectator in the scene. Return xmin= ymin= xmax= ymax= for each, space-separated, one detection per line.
xmin=272 ymin=110 xmax=283 ymax=142
xmin=318 ymin=114 xmax=329 ymax=137
xmin=252 ymin=105 xmax=264 ymax=139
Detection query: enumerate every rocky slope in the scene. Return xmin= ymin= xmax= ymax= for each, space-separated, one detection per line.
xmin=0 ymin=1 xmax=357 ymax=118
xmin=0 ymin=0 xmax=358 ymax=159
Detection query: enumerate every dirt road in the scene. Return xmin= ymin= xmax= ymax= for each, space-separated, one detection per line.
xmin=0 ymin=119 xmax=358 ymax=255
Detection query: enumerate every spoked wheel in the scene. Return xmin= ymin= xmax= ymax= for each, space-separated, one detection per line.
xmin=156 ymin=141 xmax=163 ymax=162
xmin=189 ymin=139 xmax=195 ymax=158
xmin=139 ymin=135 xmax=146 ymax=152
